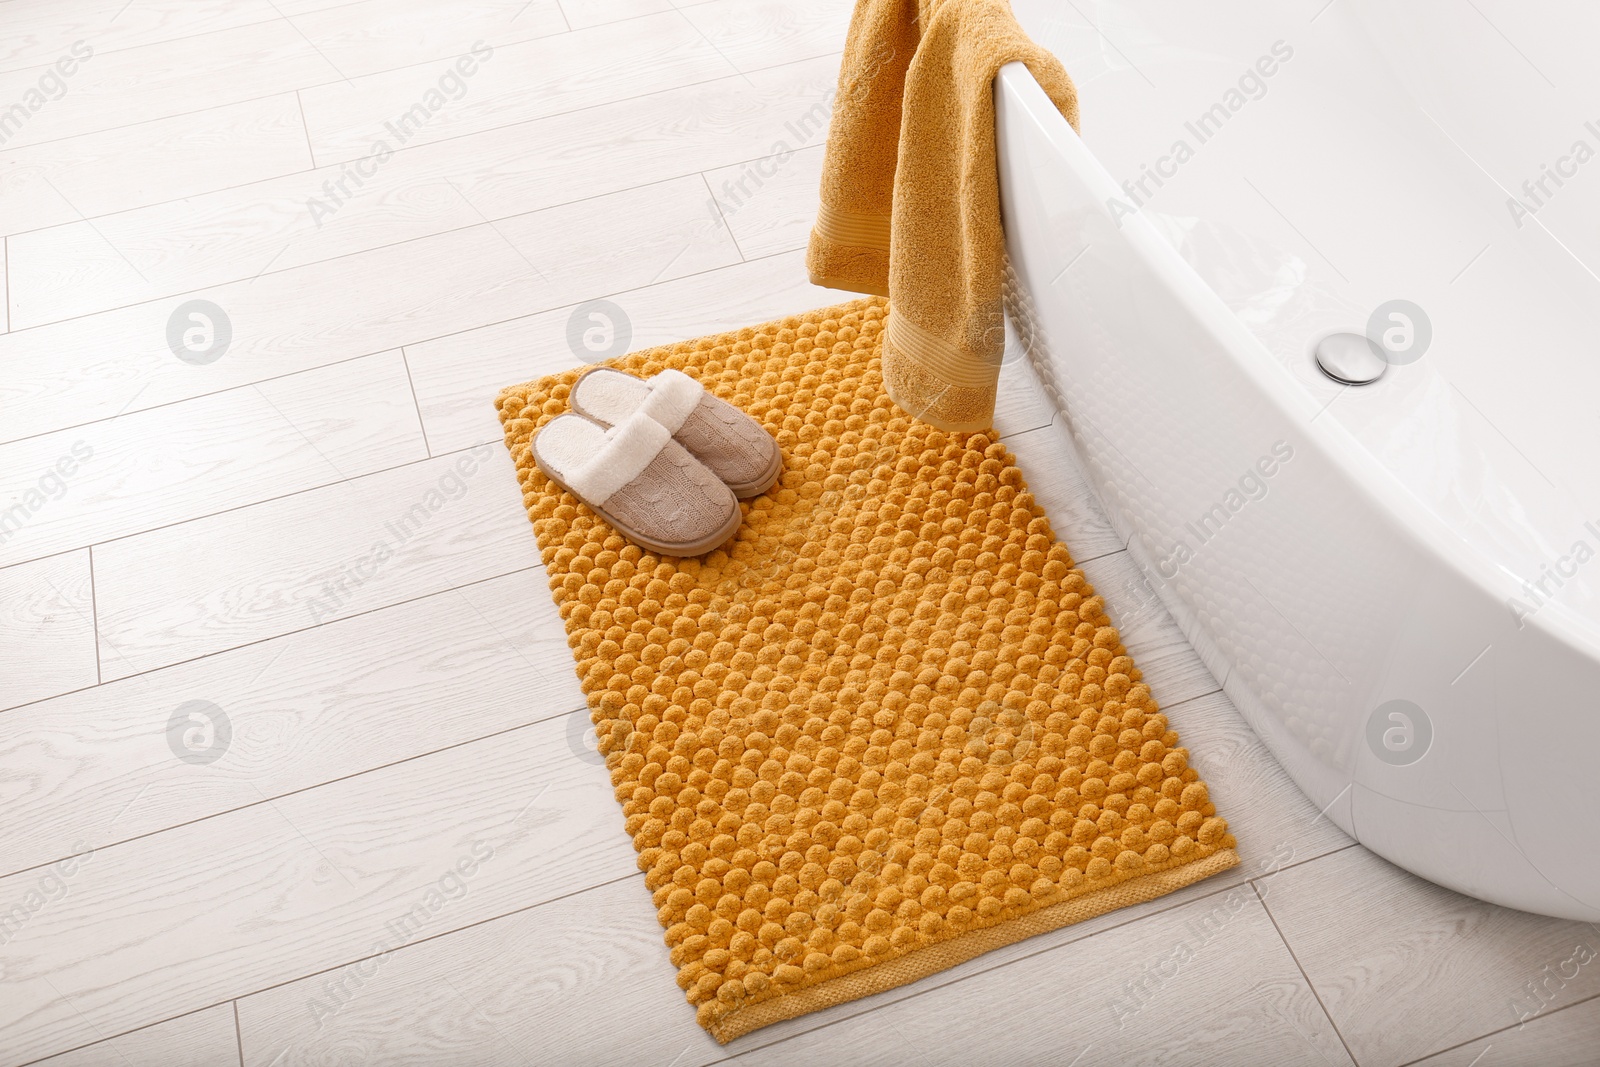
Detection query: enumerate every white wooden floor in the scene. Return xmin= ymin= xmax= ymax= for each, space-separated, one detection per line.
xmin=1 ymin=1 xmax=1597 ymax=1064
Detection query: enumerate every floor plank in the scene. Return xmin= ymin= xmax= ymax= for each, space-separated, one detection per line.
xmin=0 ymin=0 xmax=284 ymax=74
xmin=92 ymin=446 xmax=542 ymax=678
xmin=488 ymin=174 xmax=745 ymax=308
xmin=0 ymin=224 xmax=540 ymax=446
xmin=703 ymin=144 xmax=824 ymax=261
xmin=433 ymin=50 xmax=839 ymax=222
xmin=0 ymin=21 xmax=335 ymax=153
xmin=7 ymin=167 xmax=739 ymax=330
xmin=0 ymin=713 xmax=633 ymax=1067
xmin=562 ymin=0 xmax=684 ymax=31
xmin=406 ymin=250 xmax=838 ymax=456
xmin=1259 ymin=846 xmax=1600 ymax=1067
xmin=0 ymin=568 xmax=577 ymax=882
xmin=25 ymin=1003 xmax=239 ymax=1067
xmin=235 ymin=874 xmax=715 ymax=1067
xmin=0 ymin=550 xmax=97 ymax=711
xmin=678 ymin=0 xmax=854 ymax=74
xmin=1 ymin=48 xmax=835 ymax=327
xmin=1409 ymin=996 xmax=1600 ymax=1067
xmin=292 ymin=0 xmax=567 ymax=81
xmin=299 ymin=11 xmax=730 ymax=161
xmin=0 ymin=351 xmax=425 ymax=569
xmin=723 ymin=888 xmax=1354 ymax=1067
xmin=0 ymin=93 xmax=312 ymax=239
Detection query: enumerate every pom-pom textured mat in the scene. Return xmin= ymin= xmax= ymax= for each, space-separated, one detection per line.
xmin=494 ymin=296 xmax=1239 ymax=1043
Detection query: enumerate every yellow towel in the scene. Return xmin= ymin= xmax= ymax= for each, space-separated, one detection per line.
xmin=807 ymin=0 xmax=1079 ymax=433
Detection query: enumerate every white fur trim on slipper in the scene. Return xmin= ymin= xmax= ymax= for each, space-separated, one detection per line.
xmin=560 ymin=411 xmax=671 ymax=505
xmin=636 ymin=369 xmax=705 ymax=433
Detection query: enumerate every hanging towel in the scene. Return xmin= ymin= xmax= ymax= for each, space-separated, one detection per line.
xmin=807 ymin=0 xmax=1079 ymax=432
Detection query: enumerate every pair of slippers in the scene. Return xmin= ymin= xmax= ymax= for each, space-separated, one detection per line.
xmin=533 ymin=368 xmax=783 ymax=557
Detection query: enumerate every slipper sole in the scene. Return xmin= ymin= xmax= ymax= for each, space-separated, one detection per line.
xmin=723 ymin=436 xmax=784 ymax=499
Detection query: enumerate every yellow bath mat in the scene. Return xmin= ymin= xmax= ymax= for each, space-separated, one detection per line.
xmin=494 ymin=297 xmax=1238 ymax=1043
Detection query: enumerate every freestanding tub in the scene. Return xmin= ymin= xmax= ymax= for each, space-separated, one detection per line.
xmin=995 ymin=0 xmax=1600 ymax=919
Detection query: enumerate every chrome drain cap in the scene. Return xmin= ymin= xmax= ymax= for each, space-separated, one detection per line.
xmin=1315 ymin=331 xmax=1387 ymax=385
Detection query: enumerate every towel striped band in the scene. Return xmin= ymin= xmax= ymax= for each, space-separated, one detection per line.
xmin=812 ymin=203 xmax=892 ymax=251
xmin=885 ymin=309 xmax=1004 ymax=391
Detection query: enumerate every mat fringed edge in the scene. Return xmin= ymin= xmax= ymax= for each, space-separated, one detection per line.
xmin=493 ymin=297 xmax=1238 ymax=1043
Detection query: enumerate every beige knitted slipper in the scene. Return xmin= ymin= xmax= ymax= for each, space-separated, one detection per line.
xmin=531 ymin=411 xmax=742 ymax=557
xmin=569 ymin=367 xmax=783 ymax=499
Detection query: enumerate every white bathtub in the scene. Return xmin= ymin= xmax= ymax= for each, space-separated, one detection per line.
xmin=996 ymin=0 xmax=1600 ymax=919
